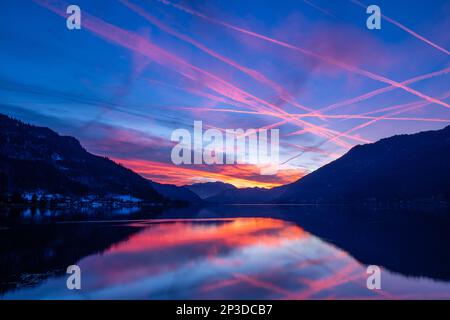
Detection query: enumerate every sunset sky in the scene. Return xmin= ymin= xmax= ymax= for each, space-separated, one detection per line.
xmin=0 ymin=0 xmax=449 ymax=188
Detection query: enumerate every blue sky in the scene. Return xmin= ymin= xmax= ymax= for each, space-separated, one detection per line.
xmin=0 ymin=0 xmax=449 ymax=187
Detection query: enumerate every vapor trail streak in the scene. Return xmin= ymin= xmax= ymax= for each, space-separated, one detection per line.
xmin=157 ymin=0 xmax=450 ymax=109
xmin=186 ymin=107 xmax=450 ymax=123
xmin=121 ymin=0 xmax=318 ymax=114
xmin=302 ymin=0 xmax=337 ymax=19
xmin=282 ymin=91 xmax=450 ymax=165
xmin=351 ymin=0 xmax=450 ymax=55
xmin=182 ymin=107 xmax=372 ymax=144
xmin=34 ymin=0 xmax=355 ymax=148
xmin=315 ymin=67 xmax=450 ymax=115
xmin=326 ymin=91 xmax=450 ymax=145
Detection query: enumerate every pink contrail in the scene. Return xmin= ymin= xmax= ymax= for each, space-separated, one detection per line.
xmin=351 ymin=0 xmax=450 ymax=56
xmin=205 ymin=120 xmax=288 ymax=140
xmin=181 ymin=107 xmax=372 ymax=144
xmin=121 ymin=0 xmax=319 ymax=114
xmin=361 ymin=103 xmax=419 ymax=116
xmin=184 ymin=107 xmax=450 ymax=124
xmin=328 ymin=101 xmax=431 ymax=144
xmin=284 ymin=141 xmax=344 ymax=159
xmin=145 ymin=78 xmax=240 ymax=107
xmin=326 ymin=91 xmax=450 ymax=145
xmin=302 ymin=0 xmax=337 ymax=19
xmin=315 ymin=67 xmax=450 ymax=115
xmin=282 ymin=90 xmax=450 ymax=165
xmin=157 ymin=0 xmax=450 ymax=109
xmin=34 ymin=0 xmax=357 ymax=148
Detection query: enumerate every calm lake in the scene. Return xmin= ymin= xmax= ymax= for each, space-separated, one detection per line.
xmin=1 ymin=205 xmax=450 ymax=299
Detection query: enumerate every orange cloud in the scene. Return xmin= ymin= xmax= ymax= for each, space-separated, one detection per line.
xmin=112 ymin=157 xmax=306 ymax=188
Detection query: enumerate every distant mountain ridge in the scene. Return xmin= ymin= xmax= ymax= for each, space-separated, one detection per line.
xmin=186 ymin=181 xmax=236 ymax=199
xmin=149 ymin=181 xmax=201 ymax=203
xmin=205 ymin=186 xmax=286 ymax=204
xmin=0 ymin=113 xmax=188 ymax=203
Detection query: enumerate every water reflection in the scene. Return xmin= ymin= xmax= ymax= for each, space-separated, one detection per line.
xmin=2 ymin=215 xmax=450 ymax=299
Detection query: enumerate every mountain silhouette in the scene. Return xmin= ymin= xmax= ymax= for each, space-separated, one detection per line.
xmin=0 ymin=114 xmax=171 ymax=202
xmin=149 ymin=181 xmax=201 ymax=203
xmin=278 ymin=125 xmax=450 ymax=203
xmin=186 ymin=181 xmax=237 ymax=199
xmin=205 ymin=186 xmax=286 ymax=204
xmin=208 ymin=125 xmax=450 ymax=204
xmin=2 ymin=112 xmax=449 ymax=205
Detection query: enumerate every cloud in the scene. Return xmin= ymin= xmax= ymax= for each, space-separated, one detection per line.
xmin=112 ymin=158 xmax=307 ymax=188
